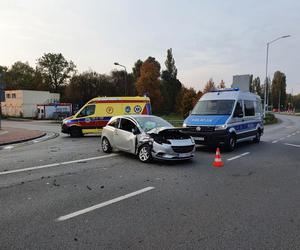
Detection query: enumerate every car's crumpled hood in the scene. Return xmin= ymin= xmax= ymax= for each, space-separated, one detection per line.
xmin=147 ymin=127 xmax=183 ymax=135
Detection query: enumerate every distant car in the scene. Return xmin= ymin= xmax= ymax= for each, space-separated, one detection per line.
xmin=101 ymin=115 xmax=195 ymax=163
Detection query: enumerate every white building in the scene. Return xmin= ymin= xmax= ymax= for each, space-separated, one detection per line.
xmin=1 ymin=90 xmax=60 ymax=118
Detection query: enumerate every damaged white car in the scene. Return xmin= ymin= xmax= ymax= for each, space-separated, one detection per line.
xmin=101 ymin=115 xmax=195 ymax=163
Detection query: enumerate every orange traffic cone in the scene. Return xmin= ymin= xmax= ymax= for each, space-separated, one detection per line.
xmin=213 ymin=147 xmax=224 ymax=167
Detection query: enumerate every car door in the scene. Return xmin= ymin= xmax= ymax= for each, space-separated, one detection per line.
xmin=243 ymin=100 xmax=256 ymax=137
xmin=114 ymin=118 xmax=138 ymax=153
xmin=231 ymin=100 xmax=246 ymax=137
xmin=75 ymin=104 xmax=98 ymax=134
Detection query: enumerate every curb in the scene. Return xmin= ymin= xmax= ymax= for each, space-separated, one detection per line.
xmin=0 ymin=132 xmax=59 ymax=150
xmin=0 ymin=132 xmax=47 ymax=147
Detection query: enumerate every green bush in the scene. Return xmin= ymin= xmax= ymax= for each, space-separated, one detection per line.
xmin=264 ymin=113 xmax=278 ymax=125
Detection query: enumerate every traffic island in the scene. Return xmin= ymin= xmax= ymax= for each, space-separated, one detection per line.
xmin=0 ymin=127 xmax=46 ymax=146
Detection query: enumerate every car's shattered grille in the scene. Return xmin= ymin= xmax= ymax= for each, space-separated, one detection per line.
xmin=172 ymin=145 xmax=194 ymax=153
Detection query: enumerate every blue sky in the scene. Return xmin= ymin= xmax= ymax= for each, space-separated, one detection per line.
xmin=0 ymin=0 xmax=299 ymax=93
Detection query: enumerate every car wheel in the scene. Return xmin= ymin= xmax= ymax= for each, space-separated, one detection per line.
xmin=253 ymin=130 xmax=261 ymax=143
xmin=102 ymin=137 xmax=112 ymax=153
xmin=226 ymin=134 xmax=236 ymax=151
xmin=70 ymin=127 xmax=82 ymax=137
xmin=138 ymin=145 xmax=152 ymax=163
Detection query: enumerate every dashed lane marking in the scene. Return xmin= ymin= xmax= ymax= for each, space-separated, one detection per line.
xmin=284 ymin=143 xmax=300 ymax=148
xmin=0 ymin=154 xmax=117 ymax=176
xmin=3 ymin=145 xmax=14 ymax=150
xmin=56 ymin=186 xmax=155 ymax=222
xmin=227 ymin=152 xmax=250 ymax=161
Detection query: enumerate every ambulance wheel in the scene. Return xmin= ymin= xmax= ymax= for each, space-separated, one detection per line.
xmin=70 ymin=127 xmax=82 ymax=137
xmin=253 ymin=130 xmax=261 ymax=143
xmin=102 ymin=137 xmax=112 ymax=153
xmin=226 ymin=134 xmax=236 ymax=151
xmin=138 ymin=144 xmax=152 ymax=163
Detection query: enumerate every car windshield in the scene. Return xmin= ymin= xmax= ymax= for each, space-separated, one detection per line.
xmin=191 ymin=100 xmax=235 ymax=115
xmin=134 ymin=116 xmax=173 ymax=132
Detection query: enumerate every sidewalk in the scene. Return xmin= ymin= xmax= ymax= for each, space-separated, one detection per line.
xmin=0 ymin=127 xmax=46 ymax=146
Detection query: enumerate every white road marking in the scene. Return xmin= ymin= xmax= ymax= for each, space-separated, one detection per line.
xmin=0 ymin=154 xmax=117 ymax=176
xmin=296 ymin=131 xmax=300 ymax=134
xmin=227 ymin=152 xmax=250 ymax=161
xmin=284 ymin=143 xmax=300 ymax=148
xmin=287 ymin=135 xmax=291 ymax=138
xmin=291 ymin=133 xmax=296 ymax=136
xmin=0 ymin=131 xmax=8 ymax=135
xmin=3 ymin=145 xmax=14 ymax=150
xmin=272 ymin=140 xmax=278 ymax=144
xmin=56 ymin=186 xmax=155 ymax=222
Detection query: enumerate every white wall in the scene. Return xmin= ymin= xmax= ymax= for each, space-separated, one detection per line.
xmin=1 ymin=90 xmax=60 ymax=118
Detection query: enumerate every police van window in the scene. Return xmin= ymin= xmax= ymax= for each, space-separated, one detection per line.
xmin=120 ymin=118 xmax=137 ymax=133
xmin=255 ymin=100 xmax=262 ymax=115
xmin=233 ymin=100 xmax=243 ymax=117
xmin=244 ymin=100 xmax=255 ymax=116
xmin=77 ymin=105 xmax=95 ymax=117
xmin=191 ymin=100 xmax=235 ymax=115
xmin=108 ymin=118 xmax=120 ymax=128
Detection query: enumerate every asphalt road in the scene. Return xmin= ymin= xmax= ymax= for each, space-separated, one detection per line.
xmin=0 ymin=115 xmax=299 ymax=249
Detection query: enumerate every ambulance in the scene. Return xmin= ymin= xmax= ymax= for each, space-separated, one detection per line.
xmin=61 ymin=96 xmax=151 ymax=137
xmin=183 ymin=88 xmax=263 ymax=151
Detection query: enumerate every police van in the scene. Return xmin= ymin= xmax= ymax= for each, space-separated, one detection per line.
xmin=62 ymin=96 xmax=151 ymax=137
xmin=183 ymin=89 xmax=263 ymax=151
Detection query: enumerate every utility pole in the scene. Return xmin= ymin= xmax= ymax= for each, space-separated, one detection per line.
xmin=278 ymin=89 xmax=281 ymax=113
xmin=114 ymin=62 xmax=128 ymax=96
xmin=264 ymin=35 xmax=291 ymax=115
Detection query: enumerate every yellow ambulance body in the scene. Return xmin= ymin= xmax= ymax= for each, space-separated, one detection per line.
xmin=61 ymin=96 xmax=151 ymax=137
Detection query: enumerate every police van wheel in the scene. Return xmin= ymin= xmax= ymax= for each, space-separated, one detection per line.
xmin=70 ymin=127 xmax=82 ymax=138
xmin=138 ymin=145 xmax=152 ymax=163
xmin=102 ymin=137 xmax=112 ymax=153
xmin=253 ymin=130 xmax=261 ymax=143
xmin=227 ymin=135 xmax=236 ymax=151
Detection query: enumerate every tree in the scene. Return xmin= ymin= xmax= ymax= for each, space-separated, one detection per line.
xmin=203 ymin=78 xmax=215 ymax=93
xmin=271 ymin=71 xmax=286 ymax=109
xmin=65 ymin=71 xmax=111 ymax=104
xmin=176 ymin=87 xmax=197 ymax=118
xmin=5 ymin=61 xmax=36 ymax=90
xmin=193 ymin=91 xmax=203 ymax=106
xmin=250 ymin=77 xmax=262 ymax=98
xmin=136 ymin=57 xmax=163 ymax=113
xmin=217 ymin=80 xmax=226 ymax=89
xmin=165 ymin=48 xmax=177 ymax=79
xmin=37 ymin=53 xmax=76 ymax=93
xmin=294 ymin=93 xmax=300 ymax=112
xmin=161 ymin=49 xmax=182 ymax=114
xmin=132 ymin=59 xmax=143 ymax=83
xmin=0 ymin=65 xmax=8 ymax=87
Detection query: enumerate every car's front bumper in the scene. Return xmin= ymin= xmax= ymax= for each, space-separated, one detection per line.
xmin=183 ymin=128 xmax=230 ymax=146
xmin=151 ymin=141 xmax=195 ymax=160
xmin=61 ymin=124 xmax=70 ymax=134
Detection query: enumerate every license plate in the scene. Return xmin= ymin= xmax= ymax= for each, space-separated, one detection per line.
xmin=193 ymin=136 xmax=204 ymax=141
xmin=179 ymin=153 xmax=191 ymax=157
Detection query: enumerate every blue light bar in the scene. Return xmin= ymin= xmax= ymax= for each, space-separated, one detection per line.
xmin=209 ymin=88 xmax=239 ymax=92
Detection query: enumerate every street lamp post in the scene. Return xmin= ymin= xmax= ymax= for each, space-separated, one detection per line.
xmin=114 ymin=62 xmax=127 ymax=96
xmin=264 ymin=35 xmax=291 ymax=115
